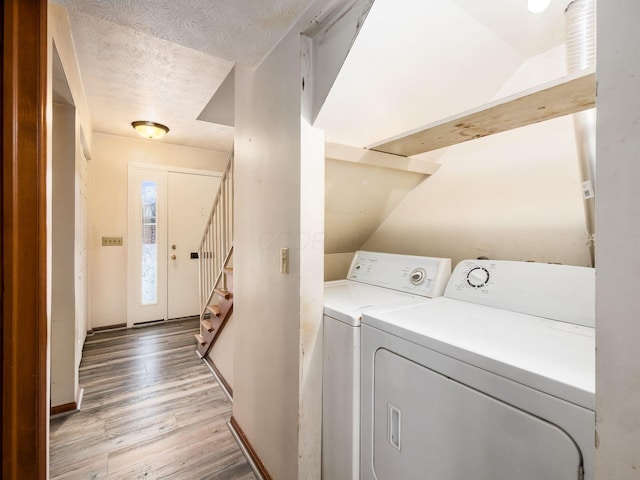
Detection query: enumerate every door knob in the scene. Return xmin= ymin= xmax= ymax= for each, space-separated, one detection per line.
xmin=171 ymin=255 xmax=177 ymax=260
xmin=171 ymin=244 xmax=177 ymax=250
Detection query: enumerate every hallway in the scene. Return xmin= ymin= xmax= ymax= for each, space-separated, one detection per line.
xmin=49 ymin=318 xmax=254 ymax=479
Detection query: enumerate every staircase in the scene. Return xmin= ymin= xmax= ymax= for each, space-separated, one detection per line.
xmin=196 ymin=151 xmax=234 ymax=358
xmin=196 ymin=267 xmax=233 ymax=357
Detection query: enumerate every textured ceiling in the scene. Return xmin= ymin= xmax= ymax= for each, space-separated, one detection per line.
xmin=63 ymin=9 xmax=236 ymax=150
xmin=54 ymin=0 xmax=315 ymax=66
xmin=51 ymin=0 xmax=571 ymax=153
xmin=51 ymin=0 xmax=316 ymax=151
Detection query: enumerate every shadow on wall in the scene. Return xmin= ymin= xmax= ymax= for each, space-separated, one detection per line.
xmin=325 ymin=159 xmax=426 ymax=255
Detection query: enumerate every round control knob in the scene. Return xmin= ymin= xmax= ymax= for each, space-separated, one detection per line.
xmin=467 ymin=267 xmax=490 ymax=289
xmin=410 ymin=268 xmax=426 ymax=285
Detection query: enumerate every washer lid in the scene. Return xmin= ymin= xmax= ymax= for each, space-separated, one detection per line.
xmin=362 ymin=298 xmax=595 ymax=410
xmin=324 ymin=281 xmax=426 ymax=327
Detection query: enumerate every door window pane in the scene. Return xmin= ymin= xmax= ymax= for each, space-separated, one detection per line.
xmin=141 ymin=181 xmax=157 ymax=305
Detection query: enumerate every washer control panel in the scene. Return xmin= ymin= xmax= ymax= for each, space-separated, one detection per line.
xmin=348 ymin=251 xmax=451 ymax=297
xmin=445 ymin=259 xmax=595 ymax=327
xmin=410 ymin=268 xmax=426 ymax=285
xmin=466 ymin=266 xmax=490 ymax=289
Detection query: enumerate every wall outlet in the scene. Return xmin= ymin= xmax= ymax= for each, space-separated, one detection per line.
xmin=102 ymin=236 xmax=123 ymax=246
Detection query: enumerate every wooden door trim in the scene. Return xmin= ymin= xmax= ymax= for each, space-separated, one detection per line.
xmin=2 ymin=1 xmax=48 ymax=478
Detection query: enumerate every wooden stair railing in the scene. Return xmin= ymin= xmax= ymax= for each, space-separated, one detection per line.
xmin=196 ymin=150 xmax=234 ymax=357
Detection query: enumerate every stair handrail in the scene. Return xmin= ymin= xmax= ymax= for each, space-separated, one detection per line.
xmin=198 ymin=149 xmax=234 ymax=318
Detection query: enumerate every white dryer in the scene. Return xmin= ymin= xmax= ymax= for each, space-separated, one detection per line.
xmin=361 ymin=259 xmax=595 ymax=480
xmin=322 ymin=251 xmax=451 ymax=480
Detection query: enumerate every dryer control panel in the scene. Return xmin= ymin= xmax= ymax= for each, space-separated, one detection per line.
xmin=348 ymin=251 xmax=451 ymax=297
xmin=445 ymin=259 xmax=595 ymax=327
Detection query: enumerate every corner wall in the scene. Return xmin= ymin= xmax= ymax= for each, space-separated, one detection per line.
xmin=595 ymin=1 xmax=640 ymax=476
xmin=48 ymin=2 xmax=94 ymax=411
xmin=89 ymin=133 xmax=228 ymax=328
xmin=234 ymin=35 xmax=304 ymax=478
xmin=233 ymin=0 xmax=369 ymax=477
xmin=50 ymin=103 xmax=78 ymax=407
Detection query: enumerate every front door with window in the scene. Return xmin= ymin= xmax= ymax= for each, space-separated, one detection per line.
xmin=127 ymin=165 xmax=220 ymax=326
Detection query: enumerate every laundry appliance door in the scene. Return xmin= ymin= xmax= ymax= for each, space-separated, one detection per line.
xmin=370 ymin=348 xmax=582 ymax=480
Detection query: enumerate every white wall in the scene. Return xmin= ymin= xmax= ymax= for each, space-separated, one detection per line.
xmin=595 ymin=1 xmax=640 ymax=476
xmin=208 ymin=314 xmax=235 ymax=390
xmin=74 ymin=113 xmax=90 ymax=368
xmin=363 ymin=47 xmax=591 ymax=268
xmin=50 ymin=103 xmax=78 ymax=407
xmin=89 ymin=133 xmax=228 ymax=328
xmin=233 ymin=0 xmax=362 ymax=476
xmin=49 ymin=3 xmax=94 ymax=410
xmin=234 ymin=41 xmax=304 ymax=480
xmin=324 ymin=252 xmax=356 ymax=281
xmin=325 ymin=159 xmax=424 ymax=254
xmin=49 ymin=3 xmax=93 ymax=150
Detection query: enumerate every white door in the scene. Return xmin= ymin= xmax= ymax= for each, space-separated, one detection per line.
xmin=128 ymin=165 xmax=220 ymax=326
xmin=167 ymin=172 xmax=219 ymax=319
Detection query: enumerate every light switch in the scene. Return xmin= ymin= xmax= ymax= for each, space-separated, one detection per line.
xmin=280 ymin=247 xmax=289 ymax=274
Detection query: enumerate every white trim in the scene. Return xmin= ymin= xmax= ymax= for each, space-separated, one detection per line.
xmin=128 ymin=162 xmax=224 ymax=177
xmin=127 ymin=163 xmax=222 ymax=327
xmin=325 ymin=142 xmax=440 ymax=175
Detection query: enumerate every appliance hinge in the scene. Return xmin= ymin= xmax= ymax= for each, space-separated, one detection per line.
xmin=578 ymin=465 xmax=585 ymax=480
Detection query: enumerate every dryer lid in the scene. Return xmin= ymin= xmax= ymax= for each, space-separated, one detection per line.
xmin=363 ymin=298 xmax=595 ymax=410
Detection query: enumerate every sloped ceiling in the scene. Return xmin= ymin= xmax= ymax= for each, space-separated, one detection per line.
xmin=316 ymin=0 xmax=568 ymax=148
xmin=318 ymin=0 xmax=570 ymax=257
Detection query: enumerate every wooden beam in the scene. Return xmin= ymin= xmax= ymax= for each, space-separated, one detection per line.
xmin=325 ymin=142 xmax=440 ymax=175
xmin=370 ymin=68 xmax=596 ymax=157
xmin=2 ymin=0 xmax=48 ymax=479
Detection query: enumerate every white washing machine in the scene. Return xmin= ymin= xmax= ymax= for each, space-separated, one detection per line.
xmin=322 ymin=251 xmax=451 ymax=480
xmin=361 ymin=259 xmax=595 ymax=480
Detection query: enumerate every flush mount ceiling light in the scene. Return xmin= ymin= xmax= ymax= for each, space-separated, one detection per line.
xmin=131 ymin=121 xmax=169 ymax=139
xmin=528 ymin=0 xmax=551 ymax=13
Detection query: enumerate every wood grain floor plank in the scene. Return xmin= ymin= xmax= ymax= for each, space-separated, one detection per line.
xmin=50 ymin=318 xmax=255 ymax=479
xmin=48 ymin=452 xmax=109 ymax=480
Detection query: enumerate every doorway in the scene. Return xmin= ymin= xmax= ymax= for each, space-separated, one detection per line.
xmin=127 ymin=164 xmax=221 ymax=326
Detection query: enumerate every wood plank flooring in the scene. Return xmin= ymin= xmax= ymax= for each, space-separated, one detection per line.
xmin=50 ymin=318 xmax=255 ymax=480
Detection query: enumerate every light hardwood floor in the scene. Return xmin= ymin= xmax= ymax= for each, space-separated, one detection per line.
xmin=50 ymin=318 xmax=255 ymax=480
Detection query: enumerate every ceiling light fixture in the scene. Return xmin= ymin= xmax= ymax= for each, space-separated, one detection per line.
xmin=527 ymin=0 xmax=551 ymax=13
xmin=131 ymin=121 xmax=169 ymax=139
